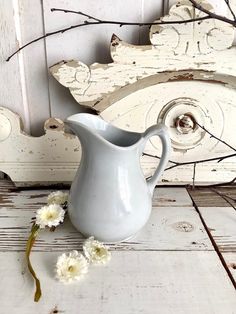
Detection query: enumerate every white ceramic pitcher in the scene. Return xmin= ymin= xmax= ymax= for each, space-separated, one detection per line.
xmin=65 ymin=113 xmax=171 ymax=242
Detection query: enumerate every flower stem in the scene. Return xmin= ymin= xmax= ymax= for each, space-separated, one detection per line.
xmin=25 ymin=224 xmax=42 ymax=302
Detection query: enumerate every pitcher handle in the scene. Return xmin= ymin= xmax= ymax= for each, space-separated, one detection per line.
xmin=141 ymin=124 xmax=171 ymax=194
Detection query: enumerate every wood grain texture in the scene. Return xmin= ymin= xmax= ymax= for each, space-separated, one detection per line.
xmin=223 ymin=252 xmax=236 ymax=282
xmin=1 ymin=0 xmax=165 ymax=134
xmin=43 ymin=0 xmax=163 ymax=120
xmin=1 ymin=182 xmax=235 ymax=313
xmin=1 ymin=251 xmax=236 ymax=314
xmin=0 ymin=187 xmax=212 ymax=252
xmin=198 ymin=206 xmax=236 ymax=253
xmin=2 ymin=1 xmax=236 ymax=185
xmin=0 ymin=107 xmax=81 ymax=186
xmin=153 ymin=187 xmax=193 ymax=207
xmin=48 ymin=1 xmax=236 ymax=185
xmin=191 ymin=199 xmax=236 ymax=287
xmin=188 ymin=186 xmax=236 ymax=207
xmin=50 ymin=1 xmax=235 ymax=108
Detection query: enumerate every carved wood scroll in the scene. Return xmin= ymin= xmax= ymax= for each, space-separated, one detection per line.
xmin=0 ymin=107 xmax=81 ymax=186
xmin=1 ymin=0 xmax=236 ymax=186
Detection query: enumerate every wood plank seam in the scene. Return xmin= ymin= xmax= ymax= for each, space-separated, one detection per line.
xmin=186 ymin=188 xmax=236 ymax=290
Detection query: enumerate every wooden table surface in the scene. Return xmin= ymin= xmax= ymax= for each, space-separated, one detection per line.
xmin=0 ymin=180 xmax=236 ymax=314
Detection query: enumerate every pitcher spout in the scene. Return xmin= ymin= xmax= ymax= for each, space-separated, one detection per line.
xmin=65 ymin=113 xmax=142 ymax=149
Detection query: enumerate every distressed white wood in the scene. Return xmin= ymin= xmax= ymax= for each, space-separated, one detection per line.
xmin=223 ymin=252 xmax=236 ymax=282
xmin=150 ymin=1 xmax=234 ymax=54
xmin=0 ymin=0 xmax=165 ymax=134
xmin=48 ymin=0 xmax=236 ymax=185
xmin=0 ymin=107 xmax=81 ymax=185
xmin=198 ymin=207 xmax=236 ymax=252
xmin=43 ymin=0 xmax=164 ymax=120
xmin=1 ymin=0 xmax=235 ymax=134
xmin=153 ymin=187 xmax=193 ymax=207
xmin=1 ymin=102 xmax=236 ymax=184
xmin=1 ymin=184 xmax=236 ymax=313
xmin=195 ymin=205 xmax=236 ymax=284
xmin=1 ymin=251 xmax=236 ymax=313
xmin=2 ymin=0 xmax=236 ymax=184
xmin=50 ymin=1 xmax=235 ymax=107
xmin=0 ymin=188 xmax=212 ymax=251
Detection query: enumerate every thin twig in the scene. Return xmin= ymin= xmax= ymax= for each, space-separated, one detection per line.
xmin=189 ymin=0 xmax=236 ymax=26
xmin=50 ymin=7 xmax=211 ymax=25
xmin=143 ymin=152 xmax=178 ymax=165
xmin=6 ymin=10 xmax=213 ymax=61
xmin=192 ymin=163 xmax=196 ymax=189
xmin=51 ymin=8 xmax=102 ymax=22
xmin=210 ymin=188 xmax=236 ymax=210
xmin=7 ymin=1 xmax=236 ymax=62
xmin=196 ymin=122 xmax=236 ymax=152
xmin=6 ymin=22 xmax=91 ymax=62
xmin=224 ymin=0 xmax=236 ymax=21
xmin=142 ymin=152 xmax=236 ymax=171
xmin=143 ymin=120 xmax=236 ymax=171
xmin=165 ymin=153 xmax=236 ymax=171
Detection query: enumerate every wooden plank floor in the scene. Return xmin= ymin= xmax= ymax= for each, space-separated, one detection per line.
xmin=0 ymin=181 xmax=236 ymax=314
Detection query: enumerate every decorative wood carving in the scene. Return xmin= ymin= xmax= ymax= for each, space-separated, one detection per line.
xmin=0 ymin=107 xmax=81 ymax=186
xmin=1 ymin=0 xmax=236 ymax=185
xmin=50 ymin=0 xmax=235 ymax=109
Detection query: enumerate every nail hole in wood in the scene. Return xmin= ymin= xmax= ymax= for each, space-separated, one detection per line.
xmin=49 ymin=125 xmax=58 ymax=129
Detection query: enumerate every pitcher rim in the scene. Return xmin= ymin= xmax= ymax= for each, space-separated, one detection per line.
xmin=65 ymin=113 xmax=143 ymax=151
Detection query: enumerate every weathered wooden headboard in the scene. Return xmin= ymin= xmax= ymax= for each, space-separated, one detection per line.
xmin=1 ymin=0 xmax=236 ymax=186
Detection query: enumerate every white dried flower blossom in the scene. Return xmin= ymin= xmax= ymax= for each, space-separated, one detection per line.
xmin=83 ymin=237 xmax=111 ymax=265
xmin=35 ymin=204 xmax=65 ymax=229
xmin=56 ymin=250 xmax=88 ymax=283
xmin=47 ymin=191 xmax=69 ymax=205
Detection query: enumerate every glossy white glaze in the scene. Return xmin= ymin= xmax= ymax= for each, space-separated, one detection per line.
xmin=65 ymin=113 xmax=171 ymax=241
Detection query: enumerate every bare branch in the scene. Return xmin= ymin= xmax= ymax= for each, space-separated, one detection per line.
xmin=224 ymin=0 xmax=236 ymax=21
xmin=6 ymin=8 xmax=213 ymax=61
xmin=6 ymin=22 xmax=92 ymax=62
xmin=50 ymin=7 xmax=211 ymax=26
xmin=51 ymin=8 xmax=102 ymax=22
xmin=143 ymin=120 xmax=236 ymax=172
xmin=192 ymin=163 xmax=196 ymax=189
xmin=189 ymin=0 xmax=236 ymax=26
xmin=196 ymin=122 xmax=236 ymax=152
xmin=165 ymin=153 xmax=236 ymax=171
xmin=7 ymin=1 xmax=236 ymax=62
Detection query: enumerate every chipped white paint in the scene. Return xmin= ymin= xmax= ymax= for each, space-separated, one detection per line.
xmin=1 ymin=0 xmax=236 ymax=185
xmin=197 ymin=206 xmax=236 ymax=283
xmin=2 ymin=251 xmax=236 ymax=314
xmin=50 ymin=1 xmax=236 ymax=107
xmin=150 ymin=0 xmax=234 ymax=54
xmin=223 ymin=252 xmax=236 ymax=282
xmin=1 ymin=185 xmax=236 ymax=313
xmin=198 ymin=207 xmax=236 ymax=253
xmin=0 ymin=107 xmax=81 ymax=186
xmin=50 ymin=0 xmax=236 ymax=184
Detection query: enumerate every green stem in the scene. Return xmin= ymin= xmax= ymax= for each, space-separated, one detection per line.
xmin=25 ymin=224 xmax=42 ymax=302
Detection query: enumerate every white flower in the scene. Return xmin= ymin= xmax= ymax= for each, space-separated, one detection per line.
xmin=56 ymin=250 xmax=88 ymax=283
xmin=83 ymin=237 xmax=111 ymax=265
xmin=47 ymin=191 xmax=69 ymax=205
xmin=36 ymin=204 xmax=65 ymax=228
